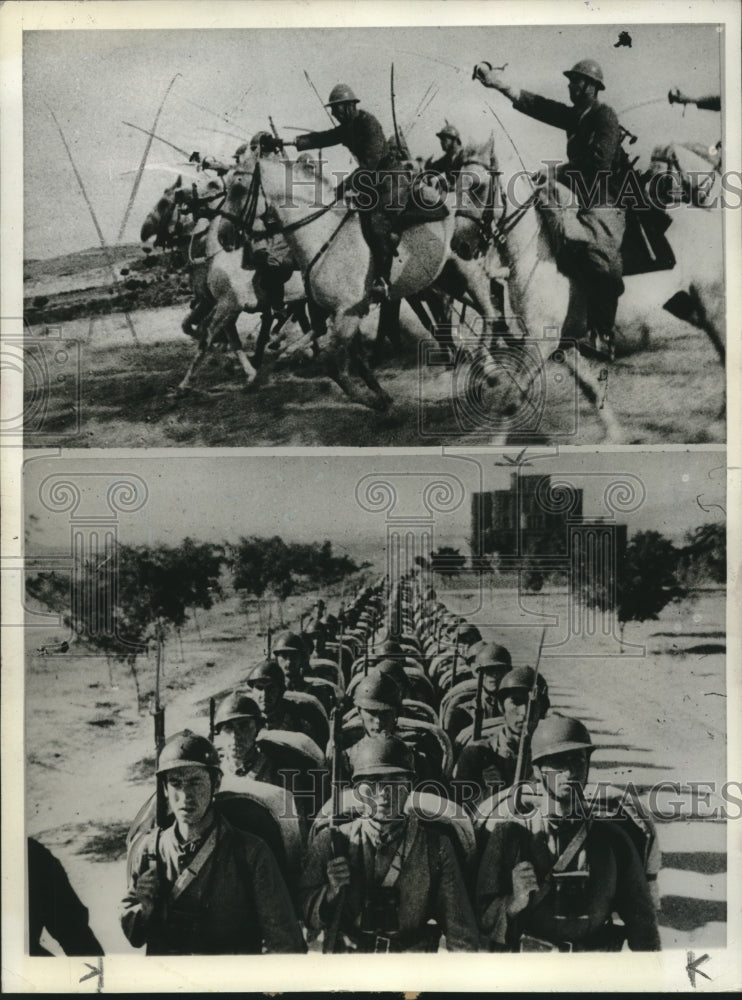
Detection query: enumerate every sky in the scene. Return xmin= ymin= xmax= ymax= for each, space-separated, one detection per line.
xmin=21 ymin=19 xmax=724 ymax=259
xmin=24 ymin=450 xmax=725 ymax=557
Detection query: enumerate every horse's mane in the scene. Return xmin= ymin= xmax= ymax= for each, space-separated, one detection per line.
xmin=461 ymin=133 xmax=495 ymax=164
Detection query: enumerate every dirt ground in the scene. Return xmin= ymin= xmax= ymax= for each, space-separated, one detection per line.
xmin=23 ymin=293 xmax=725 ymax=448
xmin=24 ymin=587 xmax=727 ymax=955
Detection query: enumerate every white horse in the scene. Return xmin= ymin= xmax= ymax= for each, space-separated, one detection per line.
xmin=141 ymin=172 xmax=311 ymax=393
xmin=218 ymin=155 xmax=504 ymax=412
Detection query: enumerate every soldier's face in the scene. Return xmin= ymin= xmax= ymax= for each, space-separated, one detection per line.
xmin=481 ymin=667 xmax=502 ymax=695
xmin=568 ymin=76 xmax=593 ymax=106
xmin=276 ymin=650 xmax=302 ymax=682
xmin=535 ymin=750 xmax=590 ymax=806
xmin=502 ymin=692 xmax=530 ymax=736
xmin=214 ymin=717 xmax=258 ymax=773
xmin=359 ymin=706 xmax=398 ymax=736
xmin=356 ymin=777 xmax=411 ymax=821
xmin=333 ymin=102 xmax=355 ymax=124
xmin=165 ymin=765 xmax=216 ymax=828
xmin=247 ymin=678 xmax=281 ymax=714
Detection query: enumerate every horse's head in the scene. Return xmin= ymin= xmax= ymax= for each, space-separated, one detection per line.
xmin=451 ymin=136 xmax=500 ymax=261
xmin=141 ymin=177 xmax=184 ymax=245
xmin=218 ymin=158 xmax=265 ymax=251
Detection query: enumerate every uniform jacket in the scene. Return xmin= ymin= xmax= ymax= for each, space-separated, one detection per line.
xmin=300 ymin=817 xmax=479 ymax=951
xmin=295 ymin=109 xmax=389 ymax=171
xmin=265 ymin=695 xmax=328 ymax=748
xmin=425 ymin=147 xmax=467 ymax=189
xmin=476 ymin=810 xmax=660 ymax=951
xmin=121 ymin=815 xmax=306 ymax=954
xmin=454 ymin=727 xmax=524 ymax=803
xmin=28 ymin=838 xmax=104 ymax=957
xmin=513 ymin=91 xmax=623 ymax=205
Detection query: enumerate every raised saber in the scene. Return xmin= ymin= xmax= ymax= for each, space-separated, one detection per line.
xmin=118 ymin=73 xmax=181 ymax=241
xmin=303 ymin=69 xmax=335 ymax=124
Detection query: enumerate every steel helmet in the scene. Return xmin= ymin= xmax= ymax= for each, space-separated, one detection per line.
xmin=563 ymin=59 xmax=605 ymax=91
xmin=496 ymin=666 xmax=551 ymax=716
xmin=272 ymin=631 xmax=306 ymax=655
xmin=354 ymin=670 xmax=402 ymax=712
xmin=377 ymin=638 xmax=404 ymax=658
xmin=156 ymin=729 xmax=221 ymax=774
xmin=326 ymin=83 xmax=360 ymax=107
xmin=455 ymin=624 xmax=482 ymax=647
xmin=375 ymin=657 xmax=409 ymax=696
xmin=249 ymin=130 xmax=271 ymax=150
xmin=350 ymin=734 xmax=414 ymax=780
xmin=530 ymin=715 xmax=594 ymax=763
xmin=214 ymin=690 xmax=262 ymax=730
xmin=246 ymin=658 xmax=286 ymax=692
xmin=472 ymin=642 xmax=512 ymax=673
xmin=436 ymin=120 xmax=461 ymax=142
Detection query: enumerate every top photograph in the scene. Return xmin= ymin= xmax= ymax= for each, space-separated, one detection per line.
xmin=20 ymin=20 xmax=730 ymax=448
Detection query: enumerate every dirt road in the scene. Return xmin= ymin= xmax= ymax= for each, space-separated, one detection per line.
xmin=24 ymin=588 xmax=727 ymax=955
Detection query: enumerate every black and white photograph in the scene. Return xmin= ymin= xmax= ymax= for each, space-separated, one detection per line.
xmin=16 ymin=451 xmax=730 ymax=964
xmin=17 ymin=15 xmax=732 ymax=447
xmin=1 ymin=0 xmax=740 ymax=994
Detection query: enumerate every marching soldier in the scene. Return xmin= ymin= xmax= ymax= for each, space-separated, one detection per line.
xmin=300 ymin=734 xmax=479 ymax=951
xmin=474 ymin=58 xmax=627 ymax=361
xmin=476 ymin=715 xmax=661 ymax=952
xmin=425 ymin=121 xmax=467 ymax=190
xmin=28 ymin=838 xmax=104 ymax=956
xmin=272 ymin=630 xmax=340 ymax=715
xmin=444 ymin=642 xmax=513 ymax=744
xmin=212 ymin=690 xmax=280 ymax=783
xmin=121 ymin=731 xmax=306 ymax=954
xmin=453 ymin=666 xmax=550 ymax=805
xmin=245 ymin=657 xmax=329 ymax=749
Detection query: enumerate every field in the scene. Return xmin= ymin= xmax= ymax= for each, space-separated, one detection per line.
xmin=22 ymin=245 xmax=725 ymax=448
xmin=23 ymin=586 xmax=727 ymax=955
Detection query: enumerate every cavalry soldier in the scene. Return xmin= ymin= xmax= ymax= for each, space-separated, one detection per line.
xmin=291 ymin=84 xmax=440 ymax=302
xmin=425 ymin=121 xmax=467 ymax=190
xmin=476 ymin=715 xmax=661 ymax=952
xmin=452 ymin=666 xmax=550 ymax=805
xmin=474 ymin=58 xmax=627 ymax=361
xmin=300 ymin=734 xmax=479 ymax=951
xmin=245 ymin=657 xmax=329 ymax=749
xmin=121 ymin=730 xmax=305 ymax=954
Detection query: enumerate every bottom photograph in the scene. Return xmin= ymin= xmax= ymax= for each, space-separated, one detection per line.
xmin=22 ymin=450 xmax=727 ymax=958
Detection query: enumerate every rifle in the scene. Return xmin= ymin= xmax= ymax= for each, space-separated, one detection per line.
xmin=473 ymin=654 xmax=485 ymax=742
xmin=208 ymin=696 xmax=216 ymax=743
xmin=323 ymin=704 xmax=346 ymax=953
xmin=451 ymin=632 xmax=460 ymax=688
xmin=363 ymin=635 xmax=370 ymax=677
xmin=153 ymin=626 xmax=167 ymax=827
xmin=513 ymin=627 xmax=547 ymax=788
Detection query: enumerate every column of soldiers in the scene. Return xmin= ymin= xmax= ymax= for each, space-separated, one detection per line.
xmin=122 ymin=574 xmax=661 ymax=954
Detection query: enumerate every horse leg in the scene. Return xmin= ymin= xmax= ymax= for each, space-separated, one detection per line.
xmin=251 ymin=310 xmax=274 ymax=370
xmin=226 ymin=314 xmax=258 ymax=384
xmin=374 ymin=300 xmax=401 ymax=363
xmin=326 ymin=314 xmax=391 ymax=411
xmin=178 ymin=307 xmax=217 ymax=391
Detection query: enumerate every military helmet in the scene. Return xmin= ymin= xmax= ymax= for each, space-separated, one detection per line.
xmin=497 ymin=666 xmax=551 ymax=716
xmin=249 ymin=130 xmax=271 ymax=150
xmin=455 ymin=623 xmax=482 ymax=647
xmin=530 ymin=715 xmax=594 ymax=763
xmin=350 ymin=734 xmax=414 ymax=780
xmin=234 ymin=142 xmax=248 ymax=159
xmin=564 ymin=59 xmax=605 ymax=91
xmin=354 ymin=670 xmax=402 ymax=711
xmin=377 ymin=638 xmax=404 ymax=658
xmin=326 ymin=83 xmax=360 ymax=107
xmin=436 ymin=120 xmax=461 ymax=142
xmin=214 ymin=690 xmax=262 ymax=730
xmin=472 ymin=642 xmax=512 ymax=673
xmin=375 ymin=657 xmax=409 ymax=695
xmin=156 ymin=729 xmax=221 ymax=774
xmin=272 ymin=631 xmax=306 ymax=655
xmin=246 ymin=657 xmax=286 ymax=691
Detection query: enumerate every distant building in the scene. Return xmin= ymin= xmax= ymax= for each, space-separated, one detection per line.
xmin=471 ymin=474 xmax=584 ymax=564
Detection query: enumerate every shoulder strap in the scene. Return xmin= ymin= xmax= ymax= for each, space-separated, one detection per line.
xmin=170 ymin=825 xmax=219 ymax=902
xmin=529 ymin=821 xmax=590 ymax=910
xmin=379 ymin=816 xmax=419 ymax=889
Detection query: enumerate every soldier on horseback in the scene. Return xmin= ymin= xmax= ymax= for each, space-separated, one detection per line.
xmin=475 ymin=58 xmax=627 ymax=361
xmin=425 ymin=121 xmax=467 ymax=191
xmin=291 ymin=83 xmax=429 ymax=302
